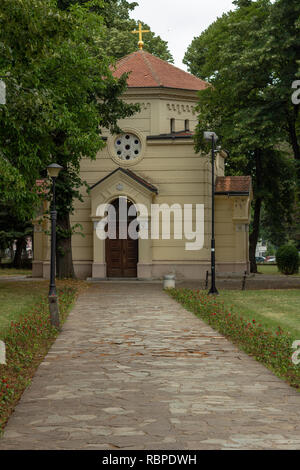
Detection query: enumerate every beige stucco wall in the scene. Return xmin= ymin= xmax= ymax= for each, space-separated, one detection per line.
xmin=33 ymin=86 xmax=251 ymax=280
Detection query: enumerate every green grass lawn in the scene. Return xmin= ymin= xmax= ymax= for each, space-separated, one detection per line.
xmin=257 ymin=264 xmax=300 ymax=276
xmin=0 ymin=280 xmax=81 ymax=432
xmin=220 ymin=289 xmax=300 ymax=340
xmin=0 ymin=281 xmax=48 ymax=333
xmin=0 ymin=269 xmax=32 ymax=277
xmin=169 ymin=288 xmax=300 ymax=389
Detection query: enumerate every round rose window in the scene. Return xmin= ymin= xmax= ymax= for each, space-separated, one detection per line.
xmin=114 ymin=133 xmax=141 ymax=161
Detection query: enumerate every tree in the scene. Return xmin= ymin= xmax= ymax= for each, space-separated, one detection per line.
xmin=264 ymin=0 xmax=300 ymax=172
xmin=57 ymin=0 xmax=137 ymax=22
xmin=57 ymin=0 xmax=174 ymax=62
xmin=0 ymin=155 xmax=37 ymax=221
xmin=0 ymin=203 xmax=32 ymax=267
xmin=0 ymin=0 xmax=138 ymax=277
xmin=53 ymin=0 xmax=172 ymax=276
xmin=183 ymin=0 xmax=298 ymax=272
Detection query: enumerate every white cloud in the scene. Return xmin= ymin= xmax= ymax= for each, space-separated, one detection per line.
xmin=131 ymin=0 xmax=235 ymax=70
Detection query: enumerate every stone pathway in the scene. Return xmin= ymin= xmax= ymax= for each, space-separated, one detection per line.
xmin=1 ymin=283 xmax=300 ymax=450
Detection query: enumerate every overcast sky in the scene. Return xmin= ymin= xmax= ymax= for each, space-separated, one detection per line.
xmin=130 ymin=0 xmax=236 ymax=70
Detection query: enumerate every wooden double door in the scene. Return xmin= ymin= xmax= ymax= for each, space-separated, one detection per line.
xmin=106 ymin=198 xmax=138 ymax=278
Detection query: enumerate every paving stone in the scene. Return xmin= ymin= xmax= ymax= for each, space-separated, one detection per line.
xmin=0 ymin=282 xmax=300 ymax=450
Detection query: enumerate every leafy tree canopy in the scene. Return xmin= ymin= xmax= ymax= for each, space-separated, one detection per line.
xmin=183 ymin=0 xmax=299 ymax=270
xmin=0 ymin=0 xmax=139 ymax=275
xmin=57 ymin=0 xmax=174 ymax=62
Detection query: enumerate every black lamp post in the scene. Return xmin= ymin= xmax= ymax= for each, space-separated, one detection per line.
xmin=204 ymin=131 xmax=219 ymax=295
xmin=47 ymin=163 xmax=63 ymax=328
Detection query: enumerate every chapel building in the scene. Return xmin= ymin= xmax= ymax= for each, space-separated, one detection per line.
xmin=33 ymin=49 xmax=252 ymax=280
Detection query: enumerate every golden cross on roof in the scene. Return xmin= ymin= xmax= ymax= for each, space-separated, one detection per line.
xmin=131 ymin=22 xmax=150 ymax=50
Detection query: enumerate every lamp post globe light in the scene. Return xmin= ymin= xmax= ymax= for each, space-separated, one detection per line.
xmin=203 ymin=131 xmax=219 ymax=296
xmin=47 ymin=163 xmax=63 ymax=328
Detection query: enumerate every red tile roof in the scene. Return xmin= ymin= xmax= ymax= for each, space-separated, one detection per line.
xmin=147 ymin=130 xmax=194 ymax=140
xmin=112 ymin=50 xmax=207 ymax=91
xmin=215 ymin=176 xmax=252 ymax=194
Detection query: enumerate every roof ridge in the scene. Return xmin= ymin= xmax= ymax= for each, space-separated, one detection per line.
xmin=141 ymin=51 xmax=162 ymax=87
xmin=115 ymin=50 xmax=140 ymax=65
xmin=123 ymin=168 xmax=158 ymax=191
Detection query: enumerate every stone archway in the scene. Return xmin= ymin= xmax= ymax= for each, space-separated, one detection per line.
xmin=90 ymin=168 xmax=157 ymax=280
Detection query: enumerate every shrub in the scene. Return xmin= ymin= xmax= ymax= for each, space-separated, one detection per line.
xmin=276 ymin=245 xmax=299 ymax=275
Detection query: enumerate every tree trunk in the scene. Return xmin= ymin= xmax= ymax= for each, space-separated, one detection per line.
xmin=13 ymin=237 xmax=27 ymax=268
xmin=287 ymin=109 xmax=300 ymax=178
xmin=9 ymin=243 xmax=14 ymax=261
xmin=249 ymin=148 xmax=264 ymax=273
xmin=56 ymin=212 xmax=76 ymax=279
xmin=249 ymin=196 xmax=262 ymax=273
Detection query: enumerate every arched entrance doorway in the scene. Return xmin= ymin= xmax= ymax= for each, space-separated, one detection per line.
xmin=105 ymin=197 xmax=138 ymax=278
